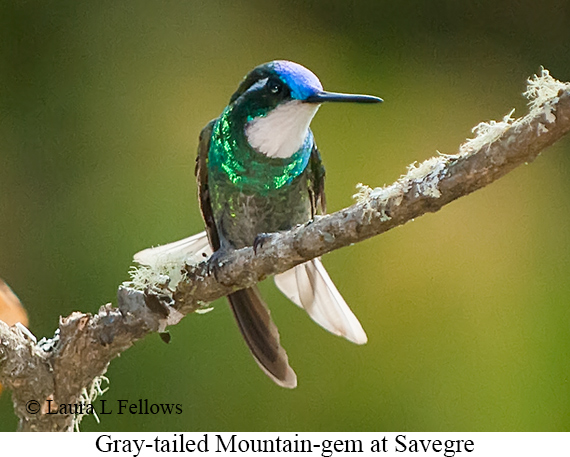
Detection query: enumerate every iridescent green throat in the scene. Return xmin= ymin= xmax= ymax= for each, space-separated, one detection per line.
xmin=208 ymin=105 xmax=312 ymax=195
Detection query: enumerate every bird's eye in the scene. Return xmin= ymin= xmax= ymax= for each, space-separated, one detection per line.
xmin=267 ymin=79 xmax=283 ymax=95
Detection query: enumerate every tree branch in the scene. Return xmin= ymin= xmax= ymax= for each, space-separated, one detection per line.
xmin=1 ymin=70 xmax=569 ymax=431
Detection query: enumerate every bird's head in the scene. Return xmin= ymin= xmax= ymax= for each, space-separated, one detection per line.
xmin=228 ymin=60 xmax=382 ymax=159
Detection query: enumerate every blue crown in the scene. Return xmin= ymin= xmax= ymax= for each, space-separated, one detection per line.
xmin=271 ymin=61 xmax=323 ymax=101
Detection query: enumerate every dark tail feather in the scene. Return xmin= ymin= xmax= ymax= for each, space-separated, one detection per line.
xmin=228 ymin=287 xmax=297 ymax=388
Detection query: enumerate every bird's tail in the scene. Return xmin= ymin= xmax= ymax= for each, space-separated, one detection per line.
xmin=228 ymin=287 xmax=297 ymax=388
xmin=274 ymin=258 xmax=367 ymax=344
xmin=133 ymin=231 xmax=212 ymax=268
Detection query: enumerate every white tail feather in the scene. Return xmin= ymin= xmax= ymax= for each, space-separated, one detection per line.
xmin=133 ymin=231 xmax=213 ymax=268
xmin=274 ymin=258 xmax=367 ymax=344
xmin=135 ymin=236 xmax=367 ymax=345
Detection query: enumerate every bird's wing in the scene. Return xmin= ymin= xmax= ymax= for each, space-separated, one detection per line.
xmin=274 ymin=143 xmax=367 ymax=345
xmin=196 ymin=118 xmax=296 ymax=388
xmin=308 ymin=143 xmax=326 ymax=216
xmin=196 ymin=119 xmax=221 ymax=250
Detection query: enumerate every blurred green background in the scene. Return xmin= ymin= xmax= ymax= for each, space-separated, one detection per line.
xmin=1 ymin=0 xmax=570 ymax=432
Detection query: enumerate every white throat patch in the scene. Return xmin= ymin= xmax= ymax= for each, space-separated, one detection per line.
xmin=245 ymin=100 xmax=320 ymax=159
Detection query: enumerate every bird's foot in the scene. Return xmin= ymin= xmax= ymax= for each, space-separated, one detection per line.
xmin=205 ymin=249 xmax=228 ymax=282
xmin=307 ymin=215 xmax=323 ymax=225
xmin=253 ymin=232 xmax=272 ymax=254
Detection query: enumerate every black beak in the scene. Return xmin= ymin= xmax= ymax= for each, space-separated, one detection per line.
xmin=305 ymin=91 xmax=383 ymax=104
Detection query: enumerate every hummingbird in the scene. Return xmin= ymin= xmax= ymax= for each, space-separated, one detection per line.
xmin=135 ymin=60 xmax=382 ymax=388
